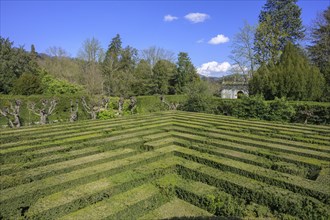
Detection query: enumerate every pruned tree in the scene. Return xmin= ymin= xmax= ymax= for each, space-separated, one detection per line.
xmin=81 ymin=96 xmax=109 ymax=120
xmin=100 ymin=97 xmax=110 ymax=111
xmin=128 ymin=96 xmax=137 ymax=114
xmin=28 ymin=99 xmax=57 ymax=125
xmin=118 ymin=96 xmax=124 ymax=114
xmin=160 ymin=95 xmax=180 ymax=110
xmin=81 ymin=97 xmax=99 ymax=120
xmin=0 ymin=100 xmax=22 ymax=128
xmin=70 ymin=99 xmax=79 ymax=122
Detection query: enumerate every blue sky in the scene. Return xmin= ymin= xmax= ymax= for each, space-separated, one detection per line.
xmin=1 ymin=0 xmax=329 ymax=77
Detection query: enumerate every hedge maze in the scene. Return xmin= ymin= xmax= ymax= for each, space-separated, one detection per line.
xmin=1 ymin=111 xmax=329 ymax=219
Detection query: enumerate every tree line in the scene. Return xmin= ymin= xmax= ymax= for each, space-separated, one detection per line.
xmin=1 ymin=0 xmax=329 ymax=104
xmin=0 ymin=35 xmax=200 ymax=98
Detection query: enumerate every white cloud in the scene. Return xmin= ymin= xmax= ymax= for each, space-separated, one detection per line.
xmin=196 ymin=39 xmax=204 ymax=43
xmin=197 ymin=61 xmax=231 ymax=77
xmin=208 ymin=34 xmax=229 ymax=45
xmin=184 ymin=13 xmax=210 ymax=23
xmin=164 ymin=15 xmax=178 ymax=22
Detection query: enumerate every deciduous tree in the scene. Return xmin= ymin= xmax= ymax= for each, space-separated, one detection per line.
xmin=78 ymin=37 xmax=104 ymax=95
xmin=230 ymin=21 xmax=256 ymax=78
xmin=140 ymin=46 xmax=175 ymax=67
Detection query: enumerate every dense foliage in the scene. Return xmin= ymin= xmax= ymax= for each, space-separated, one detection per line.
xmin=0 ymin=37 xmax=40 ymax=94
xmin=254 ymin=0 xmax=304 ymax=65
xmin=249 ymin=42 xmax=325 ymax=101
xmin=307 ymin=7 xmax=330 ymax=101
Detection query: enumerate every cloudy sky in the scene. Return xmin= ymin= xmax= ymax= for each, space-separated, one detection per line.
xmin=1 ymin=0 xmax=329 ymax=77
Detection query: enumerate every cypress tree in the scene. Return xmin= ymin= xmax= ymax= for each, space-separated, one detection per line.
xmin=175 ymin=52 xmax=199 ymax=94
xmin=250 ymin=42 xmax=325 ymax=101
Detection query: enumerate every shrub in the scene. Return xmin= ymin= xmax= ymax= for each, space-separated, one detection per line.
xmin=182 ymin=81 xmax=214 ymax=113
xmin=290 ymin=102 xmax=330 ymax=124
xmin=12 ymin=73 xmax=43 ymax=95
xmin=233 ymin=95 xmax=270 ymax=120
xmin=41 ymin=74 xmax=84 ymax=95
xmin=97 ymin=109 xmax=116 ymax=120
xmin=268 ymin=97 xmax=296 ymax=122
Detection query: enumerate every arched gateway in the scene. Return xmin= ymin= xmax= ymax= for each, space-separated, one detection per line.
xmin=220 ymin=82 xmax=249 ymax=99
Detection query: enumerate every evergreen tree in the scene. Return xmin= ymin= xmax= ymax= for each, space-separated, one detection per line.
xmin=254 ymin=0 xmax=305 ymax=64
xmin=102 ymin=34 xmax=122 ymax=95
xmin=30 ymin=44 xmax=36 ymax=56
xmin=152 ymin=60 xmax=177 ymax=95
xmin=175 ymin=52 xmax=199 ymax=94
xmin=133 ymin=60 xmax=154 ymax=95
xmin=308 ymin=7 xmax=330 ymax=100
xmin=113 ymin=46 xmax=138 ymax=97
xmin=0 ymin=37 xmax=39 ymax=94
xmin=12 ymin=73 xmax=43 ymax=95
xmin=250 ymin=42 xmax=324 ymax=101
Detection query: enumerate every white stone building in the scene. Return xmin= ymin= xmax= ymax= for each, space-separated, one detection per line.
xmin=220 ymin=82 xmax=249 ymax=99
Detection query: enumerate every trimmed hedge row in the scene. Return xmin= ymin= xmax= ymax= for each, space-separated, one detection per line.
xmin=174 ymin=138 xmax=313 ymax=179
xmin=214 ymin=97 xmax=330 ymax=125
xmin=0 ymin=150 xmax=174 ymax=219
xmin=175 ymin=151 xmax=330 ymax=204
xmin=171 ymin=125 xmax=330 ymax=161
xmin=1 ymin=125 xmax=172 ymax=175
xmin=173 ymin=117 xmax=330 ymax=152
xmin=176 ymin=164 xmax=330 ymax=219
xmin=2 ymin=94 xmax=329 ymax=127
xmin=28 ymin=167 xmax=173 ymax=220
xmin=173 ymin=112 xmax=330 ymax=145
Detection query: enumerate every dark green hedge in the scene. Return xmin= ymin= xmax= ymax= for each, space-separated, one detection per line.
xmin=176 ymin=165 xmax=330 ymax=220
xmin=0 ymin=95 xmax=187 ymax=127
xmin=214 ymin=97 xmax=330 ymax=125
xmin=1 ymin=94 xmax=329 ymax=127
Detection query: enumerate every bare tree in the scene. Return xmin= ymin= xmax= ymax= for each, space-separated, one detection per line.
xmin=229 ymin=21 xmax=257 ymax=79
xmin=81 ymin=97 xmax=100 ymax=120
xmin=28 ymin=99 xmax=57 ymax=125
xmin=0 ymin=100 xmax=22 ymax=128
xmin=81 ymin=97 xmax=109 ymax=120
xmin=140 ymin=46 xmax=175 ymax=67
xmin=118 ymin=96 xmax=124 ymax=114
xmin=128 ymin=96 xmax=137 ymax=114
xmin=46 ymin=46 xmax=69 ymax=58
xmin=70 ymin=99 xmax=79 ymax=122
xmin=160 ymin=95 xmax=180 ymax=110
xmin=78 ymin=37 xmax=104 ymax=95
